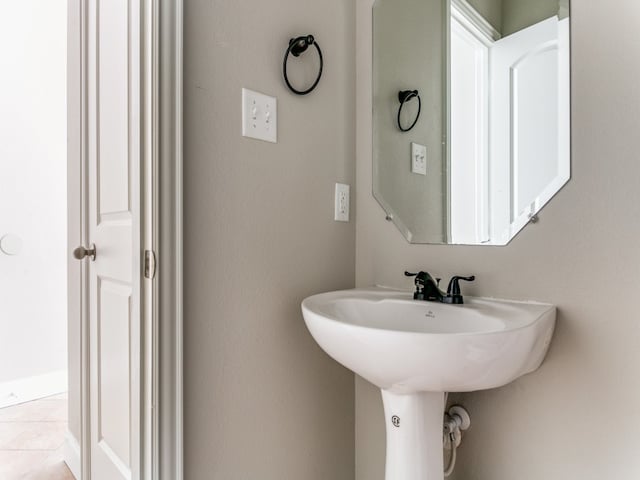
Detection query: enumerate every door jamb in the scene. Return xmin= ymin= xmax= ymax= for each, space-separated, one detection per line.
xmin=66 ymin=1 xmax=89 ymax=478
xmin=156 ymin=0 xmax=184 ymax=478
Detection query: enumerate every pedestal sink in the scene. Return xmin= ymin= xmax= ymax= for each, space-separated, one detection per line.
xmin=301 ymin=287 xmax=556 ymax=480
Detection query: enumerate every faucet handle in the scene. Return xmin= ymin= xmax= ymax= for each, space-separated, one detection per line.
xmin=405 ymin=271 xmax=442 ymax=287
xmin=405 ymin=271 xmax=425 ymax=290
xmin=405 ymin=271 xmax=428 ymax=300
xmin=446 ymin=275 xmax=475 ymax=296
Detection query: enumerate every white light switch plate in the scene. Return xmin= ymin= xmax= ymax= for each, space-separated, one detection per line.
xmin=411 ymin=142 xmax=427 ymax=175
xmin=334 ymin=183 xmax=350 ymax=222
xmin=242 ymin=88 xmax=277 ymax=143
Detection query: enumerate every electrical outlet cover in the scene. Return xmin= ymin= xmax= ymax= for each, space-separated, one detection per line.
xmin=334 ymin=183 xmax=350 ymax=222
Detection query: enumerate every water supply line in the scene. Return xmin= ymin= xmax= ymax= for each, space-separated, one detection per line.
xmin=443 ymin=422 xmax=460 ymax=476
xmin=443 ymin=405 xmax=471 ymax=477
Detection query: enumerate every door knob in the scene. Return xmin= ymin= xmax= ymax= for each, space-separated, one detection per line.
xmin=73 ymin=244 xmax=96 ymax=261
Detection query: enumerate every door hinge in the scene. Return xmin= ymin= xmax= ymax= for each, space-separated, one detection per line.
xmin=144 ymin=250 xmax=157 ymax=279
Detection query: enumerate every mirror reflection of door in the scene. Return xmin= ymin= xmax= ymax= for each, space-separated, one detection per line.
xmin=372 ymin=0 xmax=571 ymax=245
xmin=450 ymin=0 xmax=570 ymax=244
xmin=449 ymin=4 xmax=492 ymax=244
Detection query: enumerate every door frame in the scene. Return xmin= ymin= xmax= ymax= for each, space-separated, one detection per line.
xmin=67 ymin=1 xmax=183 ymax=478
xmin=156 ymin=1 xmax=184 ymax=478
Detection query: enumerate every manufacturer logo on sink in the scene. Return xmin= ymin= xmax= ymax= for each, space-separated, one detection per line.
xmin=391 ymin=415 xmax=400 ymax=427
xmin=425 ymin=310 xmax=435 ymax=318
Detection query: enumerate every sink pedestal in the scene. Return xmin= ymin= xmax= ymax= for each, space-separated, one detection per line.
xmin=381 ymin=390 xmax=445 ymax=480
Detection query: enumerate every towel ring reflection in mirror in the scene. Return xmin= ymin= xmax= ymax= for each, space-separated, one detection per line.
xmin=397 ymin=90 xmax=421 ymax=132
xmin=283 ymin=34 xmax=324 ymax=95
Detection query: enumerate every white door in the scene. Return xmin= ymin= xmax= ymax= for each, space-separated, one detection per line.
xmin=449 ymin=12 xmax=490 ymax=245
xmin=85 ymin=0 xmax=143 ymax=478
xmin=489 ymin=16 xmax=570 ymax=243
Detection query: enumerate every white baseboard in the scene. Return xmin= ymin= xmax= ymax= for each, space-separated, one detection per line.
xmin=63 ymin=431 xmax=82 ymax=480
xmin=0 ymin=370 xmax=67 ymax=408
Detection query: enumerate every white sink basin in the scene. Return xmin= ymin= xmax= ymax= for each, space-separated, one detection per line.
xmin=302 ymin=287 xmax=556 ymax=394
xmin=301 ymin=287 xmax=556 ymax=480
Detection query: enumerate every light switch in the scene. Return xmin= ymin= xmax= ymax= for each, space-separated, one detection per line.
xmin=242 ymin=88 xmax=277 ymax=143
xmin=411 ymin=142 xmax=427 ymax=175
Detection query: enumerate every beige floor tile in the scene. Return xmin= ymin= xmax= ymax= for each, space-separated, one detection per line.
xmin=44 ymin=392 xmax=68 ymax=401
xmin=0 ymin=399 xmax=68 ymax=422
xmin=0 ymin=403 xmax=32 ymax=422
xmin=0 ymin=450 xmax=51 ymax=480
xmin=22 ymin=447 xmax=75 ymax=480
xmin=0 ymin=421 xmax=21 ymax=446
xmin=0 ymin=422 xmax=66 ymax=450
xmin=0 ymin=396 xmax=73 ymax=479
xmin=41 ymin=400 xmax=68 ymax=422
xmin=22 ymin=461 xmax=76 ymax=480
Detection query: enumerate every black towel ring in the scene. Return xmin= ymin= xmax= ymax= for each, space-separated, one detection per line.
xmin=397 ymin=90 xmax=421 ymax=132
xmin=283 ymin=35 xmax=323 ymax=95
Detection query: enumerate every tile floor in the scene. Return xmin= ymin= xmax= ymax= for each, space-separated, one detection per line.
xmin=0 ymin=393 xmax=75 ymax=480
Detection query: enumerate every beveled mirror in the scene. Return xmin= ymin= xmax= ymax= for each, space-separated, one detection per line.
xmin=373 ymin=0 xmax=570 ymax=245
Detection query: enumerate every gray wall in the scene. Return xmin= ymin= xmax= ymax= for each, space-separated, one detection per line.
xmin=467 ymin=0 xmax=503 ymax=32
xmin=184 ymin=1 xmax=356 ymax=478
xmin=502 ymin=0 xmax=559 ymax=36
xmin=467 ymin=0 xmax=561 ymax=37
xmin=356 ymin=1 xmax=640 ymax=479
xmin=373 ymin=0 xmax=445 ymax=242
